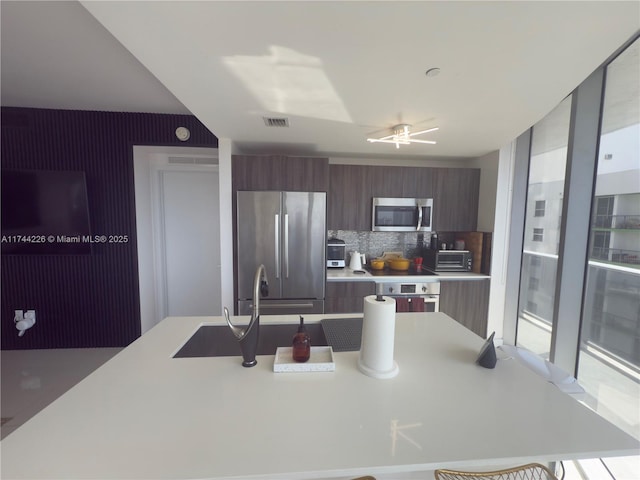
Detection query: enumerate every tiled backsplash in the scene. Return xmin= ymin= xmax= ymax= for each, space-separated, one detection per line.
xmin=328 ymin=230 xmax=427 ymax=261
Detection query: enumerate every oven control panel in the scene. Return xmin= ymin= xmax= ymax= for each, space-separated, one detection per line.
xmin=381 ymin=282 xmax=440 ymax=296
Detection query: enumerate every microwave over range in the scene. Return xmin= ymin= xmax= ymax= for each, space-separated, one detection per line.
xmin=372 ymin=197 xmax=433 ymax=232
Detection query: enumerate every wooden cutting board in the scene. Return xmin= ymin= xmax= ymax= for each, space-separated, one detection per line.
xmin=457 ymin=232 xmax=491 ymax=274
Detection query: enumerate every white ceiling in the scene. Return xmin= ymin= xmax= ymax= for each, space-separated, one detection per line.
xmin=2 ymin=1 xmax=638 ymax=160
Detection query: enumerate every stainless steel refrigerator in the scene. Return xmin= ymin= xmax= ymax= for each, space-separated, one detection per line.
xmin=236 ymin=191 xmax=326 ymax=315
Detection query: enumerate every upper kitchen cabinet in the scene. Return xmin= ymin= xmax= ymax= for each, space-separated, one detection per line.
xmin=401 ymin=166 xmax=434 ymax=198
xmin=328 ymin=164 xmax=372 ymax=231
xmin=232 ymin=155 xmax=329 ymax=192
xmin=329 ymin=165 xmax=434 ymax=230
xmin=369 ymin=166 xmax=433 ymax=199
xmin=328 ymin=164 xmax=478 ymax=232
xmin=432 ymin=168 xmax=480 ymax=232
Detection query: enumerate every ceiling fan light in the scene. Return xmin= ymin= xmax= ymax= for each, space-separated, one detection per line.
xmin=367 ymin=124 xmax=438 ymax=148
xmin=410 ymin=127 xmax=439 ymax=136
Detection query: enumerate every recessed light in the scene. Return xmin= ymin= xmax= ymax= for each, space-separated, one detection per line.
xmin=425 ymin=67 xmax=441 ymax=78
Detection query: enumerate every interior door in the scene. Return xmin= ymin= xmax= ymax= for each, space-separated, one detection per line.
xmin=160 ymin=169 xmax=221 ymax=317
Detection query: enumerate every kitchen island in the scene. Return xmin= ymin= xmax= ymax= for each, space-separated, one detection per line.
xmin=2 ymin=313 xmax=637 ymax=480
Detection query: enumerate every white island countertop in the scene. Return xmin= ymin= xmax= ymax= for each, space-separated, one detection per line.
xmin=2 ymin=313 xmax=638 ymax=480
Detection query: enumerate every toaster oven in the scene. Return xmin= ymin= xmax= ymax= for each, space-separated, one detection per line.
xmin=423 ymin=249 xmax=473 ymax=272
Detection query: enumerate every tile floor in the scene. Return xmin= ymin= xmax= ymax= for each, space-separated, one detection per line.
xmin=1 ymin=347 xmax=121 ymax=439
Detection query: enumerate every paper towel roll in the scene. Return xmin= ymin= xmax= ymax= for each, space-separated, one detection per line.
xmin=358 ymin=295 xmax=399 ymax=379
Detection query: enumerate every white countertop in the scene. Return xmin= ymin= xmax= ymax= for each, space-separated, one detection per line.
xmin=2 ymin=313 xmax=637 ymax=480
xmin=327 ymin=267 xmax=490 ymax=282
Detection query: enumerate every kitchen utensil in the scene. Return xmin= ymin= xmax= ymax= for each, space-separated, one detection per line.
xmin=349 ymin=251 xmax=364 ymax=270
xmin=327 ymin=238 xmax=346 ymax=268
xmin=388 ymin=257 xmax=411 ymax=271
xmin=370 ymin=259 xmax=385 ymax=270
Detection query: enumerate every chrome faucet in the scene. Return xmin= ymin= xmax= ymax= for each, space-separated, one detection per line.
xmin=224 ymin=264 xmax=269 ymax=367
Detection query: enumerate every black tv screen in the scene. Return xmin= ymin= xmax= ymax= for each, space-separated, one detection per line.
xmin=1 ymin=169 xmax=92 ymax=254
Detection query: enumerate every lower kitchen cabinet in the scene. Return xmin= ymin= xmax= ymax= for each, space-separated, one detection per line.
xmin=439 ymin=280 xmax=490 ymax=337
xmin=325 ymin=282 xmax=376 ymax=313
xmin=326 ymin=279 xmax=490 ymax=337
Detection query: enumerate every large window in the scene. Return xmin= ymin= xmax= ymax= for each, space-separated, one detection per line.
xmin=516 ymin=96 xmax=572 ymax=359
xmin=510 ymin=36 xmax=639 ymax=480
xmin=578 ymin=38 xmax=639 ymax=446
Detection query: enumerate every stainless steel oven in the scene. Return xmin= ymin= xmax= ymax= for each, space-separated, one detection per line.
xmin=377 ymin=281 xmax=440 ymax=312
xmin=372 ymin=197 xmax=433 ymax=232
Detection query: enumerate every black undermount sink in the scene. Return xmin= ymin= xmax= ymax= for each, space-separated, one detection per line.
xmin=173 ymin=318 xmax=362 ymax=358
xmin=173 ymin=323 xmax=328 ymax=358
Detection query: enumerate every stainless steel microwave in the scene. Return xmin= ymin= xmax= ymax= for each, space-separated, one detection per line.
xmin=372 ymin=197 xmax=433 ymax=232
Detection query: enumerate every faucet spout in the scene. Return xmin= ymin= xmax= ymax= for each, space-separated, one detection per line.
xmin=224 ymin=264 xmax=269 ymax=367
xmin=252 ymin=264 xmax=269 ymax=324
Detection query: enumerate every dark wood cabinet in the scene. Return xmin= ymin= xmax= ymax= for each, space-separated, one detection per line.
xmin=439 ymin=279 xmax=490 ymax=337
xmin=232 ymin=155 xmax=329 ymax=192
xmin=431 ymin=168 xmax=480 ymax=231
xmin=402 ymin=167 xmax=433 ymax=198
xmin=369 ymin=166 xmax=398 ymax=198
xmin=325 ymin=281 xmax=376 ymax=313
xmin=328 ymin=164 xmax=478 ymax=232
xmin=328 ymin=165 xmax=372 ymax=231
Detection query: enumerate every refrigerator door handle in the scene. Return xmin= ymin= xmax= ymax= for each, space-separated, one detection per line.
xmin=275 ymin=214 xmax=280 ymax=279
xmin=283 ymin=214 xmax=289 ymax=278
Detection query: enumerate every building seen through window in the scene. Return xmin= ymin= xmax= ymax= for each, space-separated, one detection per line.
xmin=514 ymin=40 xmax=639 ymax=480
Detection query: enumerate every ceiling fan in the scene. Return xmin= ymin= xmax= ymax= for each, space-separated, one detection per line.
xmin=366 ymin=124 xmax=439 ymax=149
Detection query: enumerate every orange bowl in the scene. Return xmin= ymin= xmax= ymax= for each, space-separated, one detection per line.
xmin=388 ymin=258 xmax=411 ymax=271
xmin=370 ymin=259 xmax=385 ymax=270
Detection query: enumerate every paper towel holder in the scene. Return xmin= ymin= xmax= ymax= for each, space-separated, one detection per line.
xmin=358 ymin=294 xmax=399 ymax=379
xmin=476 ymin=331 xmax=497 ymax=369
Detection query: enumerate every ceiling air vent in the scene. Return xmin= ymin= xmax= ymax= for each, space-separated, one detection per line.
xmin=168 ymin=156 xmax=217 ymax=165
xmin=263 ymin=117 xmax=289 ymax=127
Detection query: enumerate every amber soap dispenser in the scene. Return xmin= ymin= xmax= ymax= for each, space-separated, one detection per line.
xmin=292 ymin=315 xmax=311 ymax=362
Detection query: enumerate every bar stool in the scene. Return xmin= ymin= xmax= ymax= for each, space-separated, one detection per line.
xmin=434 ymin=462 xmax=558 ymax=480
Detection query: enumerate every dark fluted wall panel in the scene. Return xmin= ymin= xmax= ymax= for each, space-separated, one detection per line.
xmin=1 ymin=107 xmax=218 ymax=349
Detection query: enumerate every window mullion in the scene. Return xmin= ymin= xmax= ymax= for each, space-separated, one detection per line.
xmin=503 ymin=129 xmax=532 ymax=345
xmin=549 ymin=68 xmax=605 ymax=375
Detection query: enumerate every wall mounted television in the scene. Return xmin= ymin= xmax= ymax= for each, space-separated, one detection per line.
xmin=1 ymin=169 xmax=92 ymax=254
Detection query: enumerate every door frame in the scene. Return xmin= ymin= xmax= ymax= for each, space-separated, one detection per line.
xmin=133 ymin=146 xmax=220 ymax=334
xmin=152 ymin=163 xmax=220 ymax=321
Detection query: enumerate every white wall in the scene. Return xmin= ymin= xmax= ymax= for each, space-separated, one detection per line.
xmin=217 ymin=138 xmax=235 ymax=313
xmin=486 ymin=142 xmax=518 ymax=342
xmin=467 ymin=150 xmax=499 ymax=232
